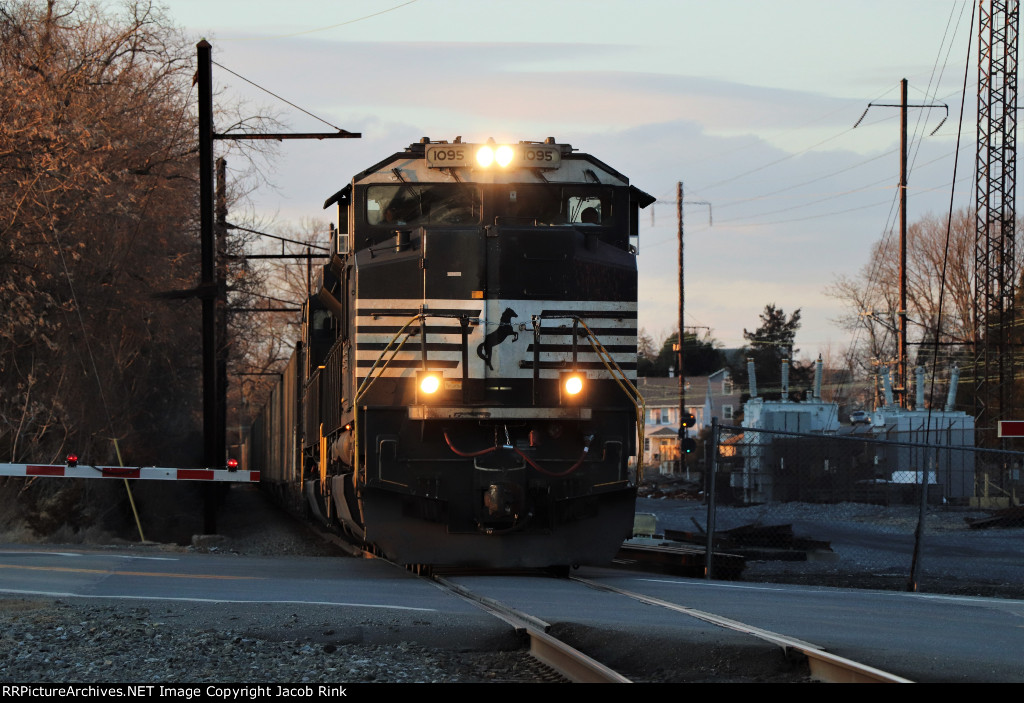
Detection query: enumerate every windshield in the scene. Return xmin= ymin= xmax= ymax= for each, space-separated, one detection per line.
xmin=366 ymin=184 xmax=481 ymax=227
xmin=493 ymin=185 xmax=613 ymax=225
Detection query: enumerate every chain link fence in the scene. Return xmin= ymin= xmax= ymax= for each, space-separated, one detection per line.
xmin=636 ymin=421 xmax=1024 ymax=598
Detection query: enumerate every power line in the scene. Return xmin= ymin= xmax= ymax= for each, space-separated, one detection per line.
xmin=217 ymin=1 xmax=420 ymax=41
xmin=212 ymin=60 xmax=344 ymax=132
xmin=227 ymin=222 xmax=330 ymax=251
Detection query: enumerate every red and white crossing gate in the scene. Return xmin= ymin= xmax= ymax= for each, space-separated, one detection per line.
xmin=0 ymin=463 xmax=259 ymax=483
xmin=997 ymin=421 xmax=1024 ymax=438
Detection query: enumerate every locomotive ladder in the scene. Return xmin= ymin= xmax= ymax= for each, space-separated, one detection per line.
xmin=352 ymin=313 xmax=423 ymax=487
xmin=572 ymin=317 xmax=647 ymax=483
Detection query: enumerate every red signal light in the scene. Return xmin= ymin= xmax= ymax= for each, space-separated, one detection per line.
xmin=226 ymin=458 xmax=239 ymax=471
xmin=66 ymin=454 xmax=78 ymax=467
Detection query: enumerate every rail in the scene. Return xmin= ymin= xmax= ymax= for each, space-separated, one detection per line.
xmin=571 ymin=576 xmax=912 ymax=683
xmin=432 ymin=575 xmax=631 ymax=683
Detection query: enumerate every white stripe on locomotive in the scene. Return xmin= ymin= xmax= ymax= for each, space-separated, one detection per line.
xmin=355 ymin=298 xmax=637 ymax=381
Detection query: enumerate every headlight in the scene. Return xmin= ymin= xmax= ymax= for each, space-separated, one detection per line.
xmin=495 ymin=145 xmax=514 ymax=167
xmin=564 ymin=374 xmax=584 ymax=395
xmin=476 ymin=143 xmax=515 ymax=168
xmin=476 ymin=145 xmax=494 ymax=167
xmin=420 ymin=374 xmax=441 ymax=394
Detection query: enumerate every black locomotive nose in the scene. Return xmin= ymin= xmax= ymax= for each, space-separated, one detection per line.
xmin=252 ymin=138 xmax=647 ymax=568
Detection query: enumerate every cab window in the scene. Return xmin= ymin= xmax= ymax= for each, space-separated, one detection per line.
xmin=366 ymin=185 xmax=480 ymax=227
xmin=492 ymin=185 xmax=613 ymax=226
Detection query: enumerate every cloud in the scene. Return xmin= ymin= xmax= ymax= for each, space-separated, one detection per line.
xmin=198 ymin=30 xmax=968 ymax=361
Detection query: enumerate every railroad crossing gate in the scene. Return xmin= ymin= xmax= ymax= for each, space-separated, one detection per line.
xmin=997 ymin=421 xmax=1024 ymax=438
xmin=0 ymin=462 xmax=259 ymax=483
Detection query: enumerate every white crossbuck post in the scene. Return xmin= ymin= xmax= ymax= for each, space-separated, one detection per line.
xmin=0 ymin=463 xmax=259 ymax=482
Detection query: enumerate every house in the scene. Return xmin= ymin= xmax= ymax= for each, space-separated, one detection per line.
xmin=635 ymin=369 xmax=742 ymax=475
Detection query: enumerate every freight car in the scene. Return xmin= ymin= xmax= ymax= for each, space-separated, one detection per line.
xmin=246 ymin=137 xmax=653 ymax=569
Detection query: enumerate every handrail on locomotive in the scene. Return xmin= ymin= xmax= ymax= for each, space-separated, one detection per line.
xmin=352 ymin=311 xmax=647 ymax=490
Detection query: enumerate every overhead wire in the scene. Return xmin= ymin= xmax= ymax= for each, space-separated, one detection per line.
xmin=859 ymin=2 xmax=969 ymax=330
xmin=644 ymin=2 xmax=974 ymax=407
xmin=703 ymin=142 xmax=971 ymax=227
xmin=835 ymin=0 xmax=972 ymax=408
xmin=673 ymin=3 xmax=971 ymax=237
xmin=720 ymin=173 xmax=972 ymax=228
xmin=212 ymin=60 xmax=344 ymax=132
xmin=907 ymin=1 xmax=970 ymax=175
xmin=682 ymin=85 xmax=897 ymax=180
xmin=214 ymin=1 xmax=420 ymax=41
xmin=695 ymin=124 xmax=865 ymax=194
xmin=716 ymin=183 xmax=895 ymax=224
xmin=711 ymin=146 xmax=899 ymax=208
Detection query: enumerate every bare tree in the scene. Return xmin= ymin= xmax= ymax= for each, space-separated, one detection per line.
xmin=0 ymin=0 xmax=201 ymax=464
xmin=825 ymin=208 xmax=1021 ymax=405
xmin=229 ymin=218 xmax=332 ymax=421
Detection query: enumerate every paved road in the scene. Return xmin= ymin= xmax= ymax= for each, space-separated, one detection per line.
xmin=441 ymin=567 xmax=1024 ymax=682
xmin=1 ymin=545 xmax=1020 ymax=682
xmin=582 ymin=568 xmax=1024 ymax=682
xmin=0 ymin=545 xmax=515 ymax=650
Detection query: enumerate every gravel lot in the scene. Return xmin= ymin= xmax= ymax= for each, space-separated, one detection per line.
xmin=637 ymin=496 xmax=1024 ymax=598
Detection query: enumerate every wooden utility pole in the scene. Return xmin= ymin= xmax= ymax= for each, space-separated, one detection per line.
xmin=197 ymin=40 xmax=218 ymax=470
xmin=854 ymin=80 xmax=947 ymax=408
xmin=899 ymin=77 xmax=909 ymax=410
xmin=194 ymin=40 xmax=360 ymax=468
xmin=216 ymin=157 xmax=229 ymax=462
xmin=677 ymin=181 xmax=685 ymax=464
xmin=676 ymin=183 xmax=711 ymax=469
xmin=193 ymin=40 xmax=360 ymax=529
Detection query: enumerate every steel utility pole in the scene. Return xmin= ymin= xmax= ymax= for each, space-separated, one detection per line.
xmin=975 ymin=0 xmax=1018 ymax=439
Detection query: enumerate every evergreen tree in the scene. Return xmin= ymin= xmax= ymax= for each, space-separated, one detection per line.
xmin=733 ymin=304 xmax=811 ymax=399
xmin=638 ymin=330 xmax=724 ymax=377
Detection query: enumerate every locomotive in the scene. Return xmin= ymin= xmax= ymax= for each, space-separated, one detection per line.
xmin=246 ymin=137 xmax=653 ymax=569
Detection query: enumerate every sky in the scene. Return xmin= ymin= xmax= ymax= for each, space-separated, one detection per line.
xmin=161 ymin=0 xmax=980 ymax=363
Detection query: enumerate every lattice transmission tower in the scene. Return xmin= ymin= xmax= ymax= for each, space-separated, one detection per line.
xmin=975 ymin=0 xmax=1019 ymax=435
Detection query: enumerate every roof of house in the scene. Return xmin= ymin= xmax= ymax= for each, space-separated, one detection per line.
xmin=648 ymin=426 xmax=679 ymax=437
xmin=636 ymin=370 xmax=738 ymax=407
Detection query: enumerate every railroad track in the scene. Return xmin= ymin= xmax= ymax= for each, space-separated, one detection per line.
xmin=433 ymin=575 xmax=628 ymax=683
xmin=301 ymin=499 xmax=911 ymax=683
xmin=570 ymin=576 xmax=912 ymax=683
xmin=427 ymin=569 xmax=912 ymax=683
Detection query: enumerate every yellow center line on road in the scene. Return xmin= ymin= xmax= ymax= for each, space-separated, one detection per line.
xmin=0 ymin=563 xmax=263 ymax=580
